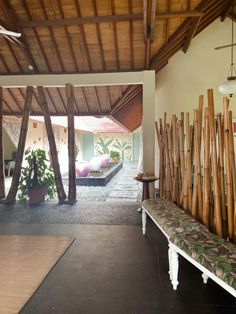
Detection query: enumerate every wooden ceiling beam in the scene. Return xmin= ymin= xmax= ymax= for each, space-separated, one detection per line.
xmin=22 ymin=0 xmax=51 ymax=72
xmin=128 ymin=0 xmax=134 ymax=69
xmin=111 ymin=0 xmax=120 ymax=70
xmin=73 ymin=0 xmax=92 ymax=71
xmin=0 ymin=53 xmax=10 ymax=72
xmin=0 ymin=0 xmax=38 ymax=73
xmin=182 ymin=15 xmax=202 ymax=53
xmin=16 ymin=11 xmax=202 ymax=28
xmin=107 ymin=87 xmax=112 ymax=112
xmin=150 ymin=0 xmax=219 ymax=70
xmin=221 ymin=0 xmax=236 ymax=22
xmin=92 ymin=0 xmax=106 ymax=70
xmin=18 ymin=88 xmax=36 ymax=115
xmin=4 ymin=38 xmax=23 ymax=72
xmin=57 ymin=0 xmax=79 ymax=72
xmin=7 ymin=89 xmax=23 ymax=112
xmin=94 ymin=87 xmax=101 ymax=113
xmin=39 ymin=0 xmax=65 ymax=72
xmin=3 ymin=99 xmax=14 ymax=114
xmin=45 ymin=88 xmax=59 ymax=114
xmin=81 ymin=88 xmax=90 ymax=113
xmin=57 ymin=88 xmax=67 ymax=113
xmin=17 ymin=14 xmax=143 ymax=28
xmin=197 ymin=2 xmax=226 ymax=35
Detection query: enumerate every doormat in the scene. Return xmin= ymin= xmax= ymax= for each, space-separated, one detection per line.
xmin=0 ymin=235 xmax=75 ymax=314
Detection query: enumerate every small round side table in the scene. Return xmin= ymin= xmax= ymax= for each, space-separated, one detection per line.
xmin=134 ymin=176 xmax=159 ymax=212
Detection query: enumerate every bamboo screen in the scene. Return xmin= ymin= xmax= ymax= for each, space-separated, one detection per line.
xmin=155 ymin=89 xmax=236 ymax=243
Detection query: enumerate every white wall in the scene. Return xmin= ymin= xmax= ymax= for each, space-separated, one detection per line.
xmin=156 ymin=18 xmax=236 ymax=121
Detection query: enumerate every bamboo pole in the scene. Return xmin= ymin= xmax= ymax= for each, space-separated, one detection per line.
xmin=155 ymin=121 xmax=164 ymax=198
xmin=223 ymin=98 xmax=233 ymax=239
xmin=228 ymin=110 xmax=236 ymax=241
xmin=0 ymin=87 xmax=5 ymax=199
xmin=66 ymin=84 xmax=77 ymax=204
xmin=186 ymin=125 xmax=193 ymax=211
xmin=167 ymin=125 xmax=174 ymax=192
xmin=192 ymin=110 xmax=199 ymax=218
xmin=217 ymin=113 xmax=227 ymax=236
xmin=37 ymin=86 xmax=66 ymax=204
xmin=203 ymin=108 xmax=210 ymax=228
xmin=179 ymin=119 xmax=185 ymax=205
xmin=6 ymin=86 xmax=33 ymax=202
xmin=208 ymin=89 xmax=222 ymax=237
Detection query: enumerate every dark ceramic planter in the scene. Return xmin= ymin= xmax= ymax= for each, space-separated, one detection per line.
xmin=28 ymin=187 xmax=47 ymax=204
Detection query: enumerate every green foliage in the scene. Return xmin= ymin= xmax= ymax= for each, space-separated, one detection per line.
xmin=18 ymin=148 xmax=56 ymax=201
xmin=112 ymin=139 xmax=132 ymax=160
xmin=110 ymin=150 xmax=120 ymax=159
xmin=96 ymin=138 xmax=113 ymax=155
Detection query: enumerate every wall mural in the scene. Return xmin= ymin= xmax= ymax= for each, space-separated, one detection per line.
xmin=94 ymin=133 xmax=133 ymax=161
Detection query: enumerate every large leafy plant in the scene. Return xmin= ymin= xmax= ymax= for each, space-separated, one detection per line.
xmin=18 ymin=148 xmax=56 ymax=200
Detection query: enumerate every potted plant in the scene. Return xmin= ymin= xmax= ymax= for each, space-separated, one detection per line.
xmin=110 ymin=150 xmax=120 ymax=163
xmin=18 ymin=148 xmax=56 ymax=204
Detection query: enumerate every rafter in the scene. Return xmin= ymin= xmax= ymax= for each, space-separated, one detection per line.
xmin=182 ymin=16 xmax=202 ymax=53
xmin=39 ymin=0 xmax=65 ymax=72
xmin=128 ymin=0 xmax=134 ymax=69
xmin=94 ymin=87 xmax=101 ymax=113
xmin=111 ymin=0 xmax=120 ymax=70
xmin=150 ymin=0 xmax=220 ymax=70
xmin=221 ymin=0 xmax=236 ymax=22
xmin=92 ymin=0 xmax=106 ymax=70
xmin=22 ymin=0 xmax=51 ymax=72
xmin=57 ymin=0 xmax=79 ymax=72
xmin=74 ymin=0 xmax=92 ymax=71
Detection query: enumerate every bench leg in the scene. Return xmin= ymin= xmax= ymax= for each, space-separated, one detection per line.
xmin=142 ymin=209 xmax=146 ymax=235
xmin=202 ymin=273 xmax=209 ymax=284
xmin=168 ymin=245 xmax=173 ymax=280
xmin=169 ymin=246 xmax=179 ymax=290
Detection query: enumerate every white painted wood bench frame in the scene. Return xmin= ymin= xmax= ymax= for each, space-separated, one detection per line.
xmin=141 ymin=205 xmax=236 ymax=299
xmin=168 ymin=242 xmax=236 ymax=298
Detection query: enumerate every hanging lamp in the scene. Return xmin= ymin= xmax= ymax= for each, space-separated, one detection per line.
xmin=219 ymin=15 xmax=236 ymax=97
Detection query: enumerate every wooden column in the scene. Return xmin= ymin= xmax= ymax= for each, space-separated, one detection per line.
xmin=37 ymin=86 xmax=66 ymax=203
xmin=6 ymin=86 xmax=33 ymax=202
xmin=0 ymin=87 xmax=5 ymax=199
xmin=66 ymin=84 xmax=76 ymax=204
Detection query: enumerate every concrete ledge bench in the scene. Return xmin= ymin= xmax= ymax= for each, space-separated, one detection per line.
xmin=141 ymin=199 xmax=236 ymax=298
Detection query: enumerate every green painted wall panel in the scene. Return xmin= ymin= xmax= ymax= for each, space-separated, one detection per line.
xmin=82 ymin=133 xmax=94 ymax=161
xmin=133 ymin=133 xmax=141 ymax=161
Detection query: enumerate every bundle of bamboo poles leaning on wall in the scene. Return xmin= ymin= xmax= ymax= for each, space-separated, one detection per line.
xmin=155 ymin=89 xmax=236 ymax=243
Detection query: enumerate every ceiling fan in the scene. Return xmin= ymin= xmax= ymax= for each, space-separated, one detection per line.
xmin=0 ymin=24 xmax=24 ymax=46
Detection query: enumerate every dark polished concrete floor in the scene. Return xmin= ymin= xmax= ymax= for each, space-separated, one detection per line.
xmin=0 ymin=222 xmax=235 ymax=314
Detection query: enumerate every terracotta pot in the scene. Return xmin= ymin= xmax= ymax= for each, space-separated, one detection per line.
xmin=28 ymin=187 xmax=47 ymax=204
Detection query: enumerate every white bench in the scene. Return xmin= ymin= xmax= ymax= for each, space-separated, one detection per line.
xmin=142 ymin=199 xmax=236 ymax=298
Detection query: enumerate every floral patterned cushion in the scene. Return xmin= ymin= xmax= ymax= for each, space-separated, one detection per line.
xmin=170 ymin=231 xmax=236 ymax=290
xmin=142 ymin=199 xmax=208 ymax=237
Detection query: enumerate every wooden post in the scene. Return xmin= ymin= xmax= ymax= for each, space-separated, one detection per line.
xmin=208 ymin=89 xmax=222 ymax=237
xmin=0 ymin=87 xmax=5 ymax=199
xmin=66 ymin=84 xmax=76 ymax=204
xmin=6 ymin=86 xmax=33 ymax=202
xmin=37 ymin=86 xmax=66 ymax=204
